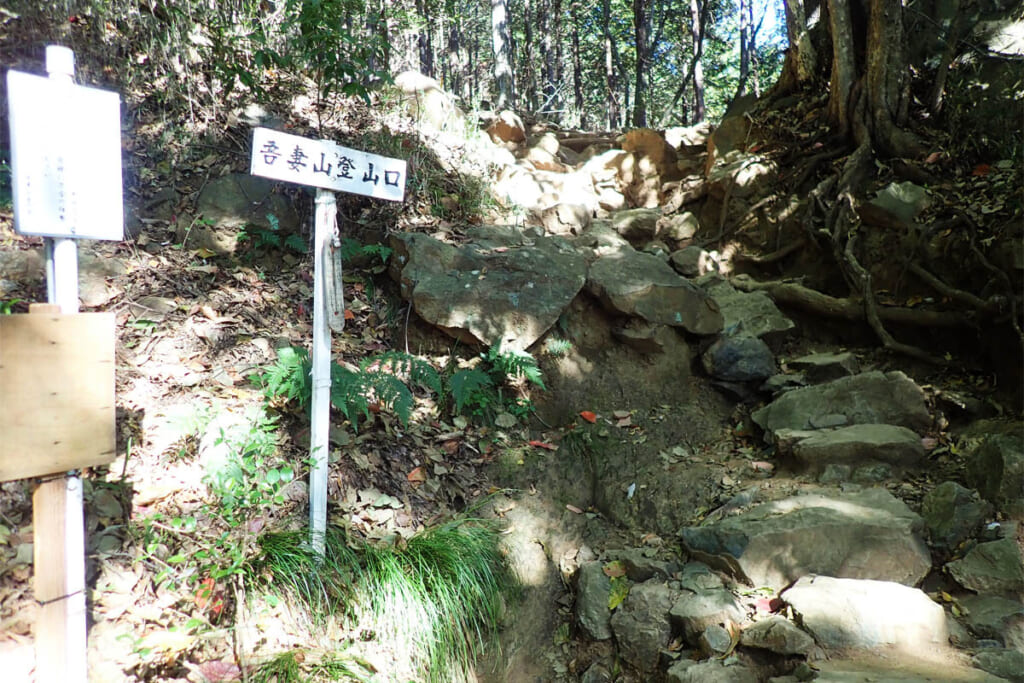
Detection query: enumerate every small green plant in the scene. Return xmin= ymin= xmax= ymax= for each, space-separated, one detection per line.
xmin=340 ymin=236 xmax=392 ymax=266
xmin=239 ymin=214 xmax=307 ymax=254
xmin=0 ymin=298 xmax=23 ymax=315
xmin=255 ymin=347 xmax=441 ymax=430
xmin=446 ymin=343 xmax=545 ymax=422
xmin=247 ymin=518 xmax=516 ymax=683
xmin=0 ymin=156 xmax=11 ymax=210
xmin=543 ymin=337 xmax=573 ymax=357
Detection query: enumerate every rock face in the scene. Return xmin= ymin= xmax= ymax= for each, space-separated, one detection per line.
xmin=575 ymin=562 xmax=613 ymax=640
xmin=781 ymin=576 xmax=948 ymax=651
xmin=698 ymin=275 xmax=795 ymax=343
xmin=609 ymin=581 xmax=677 ymax=673
xmin=740 ymin=615 xmax=816 ymax=656
xmin=966 ymin=434 xmax=1024 ymax=515
xmin=786 ymin=351 xmax=860 ymax=383
xmin=389 ymin=227 xmax=586 ymax=351
xmin=666 ymin=658 xmax=759 ymax=683
xmin=669 ymin=588 xmax=745 ymax=644
xmin=586 ymin=250 xmax=723 ymax=335
xmin=921 ymin=482 xmax=992 ymax=552
xmin=679 ymin=488 xmax=931 ymax=590
xmin=752 ymin=371 xmax=931 ymax=438
xmin=193 ymin=174 xmax=300 ymax=254
xmin=946 ymin=537 xmax=1024 ymax=594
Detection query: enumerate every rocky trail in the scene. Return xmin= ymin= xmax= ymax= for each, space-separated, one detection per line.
xmin=0 ymin=71 xmax=1021 ymax=683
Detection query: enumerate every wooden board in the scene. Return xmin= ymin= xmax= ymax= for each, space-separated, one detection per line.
xmin=0 ymin=312 xmax=115 ymax=481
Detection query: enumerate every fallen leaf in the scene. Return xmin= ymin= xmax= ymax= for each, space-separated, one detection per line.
xmin=602 ymin=560 xmax=626 ymax=578
xmin=972 ymin=163 xmax=991 ymax=177
xmin=528 ymin=440 xmax=557 ymax=451
xmin=344 ymin=309 xmax=355 ymax=320
xmin=579 ymin=411 xmax=597 ymax=423
xmin=924 ymin=151 xmax=942 ymax=164
xmin=407 ymin=466 xmax=427 ymax=483
xmin=565 ymin=504 xmax=583 ymax=514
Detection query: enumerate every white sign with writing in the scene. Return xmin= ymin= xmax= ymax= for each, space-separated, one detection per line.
xmin=7 ymin=70 xmax=124 ymax=241
xmin=250 ymin=127 xmax=406 ymax=202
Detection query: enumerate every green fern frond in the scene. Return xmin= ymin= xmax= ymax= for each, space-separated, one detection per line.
xmin=254 ymin=346 xmax=312 ymax=409
xmin=362 ymin=351 xmax=442 ymax=394
xmin=449 ymin=368 xmax=495 ymax=415
xmin=485 ymin=345 xmax=545 ymax=389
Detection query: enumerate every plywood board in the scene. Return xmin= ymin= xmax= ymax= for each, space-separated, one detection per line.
xmin=0 ymin=313 xmax=115 ymax=480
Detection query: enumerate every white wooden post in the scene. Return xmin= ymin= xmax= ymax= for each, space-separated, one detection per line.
xmin=309 ymin=189 xmax=336 ymax=555
xmin=39 ymin=44 xmax=87 ymax=683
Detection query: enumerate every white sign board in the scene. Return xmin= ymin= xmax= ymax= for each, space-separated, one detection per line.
xmin=250 ymin=127 xmax=406 ymax=202
xmin=7 ymin=70 xmax=123 ymax=241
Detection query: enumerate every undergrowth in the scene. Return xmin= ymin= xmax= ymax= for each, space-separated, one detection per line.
xmin=247 ymin=519 xmax=516 ymax=682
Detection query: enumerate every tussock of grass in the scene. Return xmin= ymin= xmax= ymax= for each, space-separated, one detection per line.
xmin=248 ymin=519 xmax=516 ymax=682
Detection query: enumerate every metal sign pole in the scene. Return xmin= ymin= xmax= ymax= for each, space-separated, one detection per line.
xmin=309 ymin=189 xmax=337 ymax=556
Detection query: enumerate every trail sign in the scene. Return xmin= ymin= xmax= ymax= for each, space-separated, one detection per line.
xmin=249 ymin=127 xmax=406 ymax=557
xmin=251 ymin=127 xmax=406 ymax=202
xmin=6 ymin=70 xmax=123 ymax=240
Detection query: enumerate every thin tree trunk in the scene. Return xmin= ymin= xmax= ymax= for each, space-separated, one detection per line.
xmin=571 ymin=1 xmax=586 ymax=128
xmin=737 ymin=0 xmax=750 ymax=98
xmin=865 ymin=0 xmax=922 ymax=156
xmin=416 ymin=0 xmax=435 ymax=77
xmin=492 ymin=0 xmax=514 ymax=109
xmin=632 ymin=0 xmax=651 ymax=127
xmin=541 ymin=0 xmax=556 ymax=112
xmin=603 ymin=0 xmax=619 ymax=128
xmin=553 ymin=0 xmax=564 ymax=118
xmin=691 ymin=0 xmax=706 ymax=121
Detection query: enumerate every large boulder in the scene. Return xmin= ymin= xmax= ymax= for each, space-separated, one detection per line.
xmin=679 ymin=488 xmax=932 ymax=590
xmin=394 ymin=70 xmax=466 ymax=133
xmin=920 ymin=481 xmax=992 ymax=553
xmin=586 ymin=250 xmax=723 ymax=335
xmin=192 ymin=174 xmax=300 ymax=255
xmin=778 ymin=424 xmax=926 ymax=473
xmin=609 ymin=581 xmax=678 ymax=674
xmin=698 ymin=275 xmax=795 ymax=343
xmin=946 ymin=537 xmax=1024 ymax=595
xmin=966 ymin=434 xmax=1024 ymax=516
xmin=389 ymin=227 xmax=586 ymax=351
xmin=751 ymin=371 xmax=931 ymax=438
xmin=781 ymin=576 xmax=948 ymax=651
xmin=576 ymin=561 xmax=613 ymax=640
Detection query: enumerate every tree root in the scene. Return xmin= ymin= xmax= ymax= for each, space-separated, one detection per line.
xmin=731 ymin=274 xmax=969 ymax=329
xmin=735 ymin=238 xmax=807 ymax=266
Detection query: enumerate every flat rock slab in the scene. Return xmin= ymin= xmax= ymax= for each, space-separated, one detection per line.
xmin=680 ymin=488 xmax=931 ymax=590
xmin=809 ymin=656 xmax=1009 ymax=682
xmin=586 ymin=249 xmax=723 ymax=334
xmin=610 ymin=581 xmax=678 ymax=674
xmin=699 ymin=275 xmax=795 ymax=343
xmin=786 ymin=351 xmax=860 ymax=383
xmin=389 ymin=227 xmax=586 ymax=351
xmin=667 ymin=659 xmax=759 ymax=683
xmin=669 ymin=588 xmax=745 ymax=643
xmin=781 ymin=424 xmax=926 ymax=471
xmin=752 ymin=371 xmax=931 ymax=438
xmin=782 ymin=576 xmax=947 ymax=651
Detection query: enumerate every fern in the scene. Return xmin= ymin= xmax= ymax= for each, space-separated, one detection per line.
xmin=449 ymin=368 xmax=496 ymax=415
xmin=485 ymin=344 xmax=545 ymax=389
xmin=255 ymin=347 xmax=312 ymax=409
xmin=361 ymin=351 xmax=442 ymax=394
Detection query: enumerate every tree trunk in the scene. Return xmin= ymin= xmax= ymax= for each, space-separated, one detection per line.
xmin=632 ymin=0 xmax=652 ymax=127
xmin=864 ymin=0 xmax=922 ymax=156
xmin=523 ymin=0 xmax=537 ymax=111
xmin=603 ymin=0 xmax=620 ymax=128
xmin=491 ymin=0 xmax=514 ymax=109
xmin=826 ymin=0 xmax=856 ymax=136
xmin=571 ymin=1 xmax=586 ymax=128
xmin=737 ymin=0 xmax=750 ymax=98
xmin=416 ymin=0 xmax=435 ymax=77
xmin=691 ymin=0 xmax=706 ymax=121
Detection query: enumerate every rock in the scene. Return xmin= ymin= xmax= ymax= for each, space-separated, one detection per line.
xmin=812 ymin=658 xmax=1008 ymax=682
xmin=586 ymin=250 xmax=723 ymax=335
xmin=575 ymin=561 xmax=613 ymax=640
xmin=522 ymin=145 xmax=567 ymax=172
xmin=667 ymin=658 xmax=759 ymax=683
xmin=946 ymin=537 xmax=1024 ymax=594
xmin=700 ymin=624 xmax=734 ymax=656
xmin=701 ymin=334 xmax=777 ymax=382
xmin=193 ymin=174 xmax=300 ymax=255
xmin=760 ymin=373 xmax=807 ymax=396
xmin=751 ymin=371 xmax=931 ymax=438
xmin=782 ymin=576 xmax=948 ymax=651
xmin=485 ymin=110 xmax=526 ymax=144
xmin=680 ymin=488 xmax=932 ymax=590
xmin=678 ymin=562 xmax=726 ymax=592
xmin=658 ymin=212 xmax=701 ymax=244
xmin=580 ymin=660 xmax=614 ymax=683
xmin=778 ymin=424 xmax=926 ymax=472
xmin=959 ymin=594 xmax=1024 ymax=648
xmin=921 ymin=482 xmax=992 ymax=552
xmin=389 ymin=228 xmax=586 ymax=351
xmin=966 ymin=434 xmax=1024 ymax=515
xmin=706 ymin=114 xmax=752 ymax=171
xmin=612 ymin=319 xmax=677 ymax=354
xmin=671 ymin=246 xmax=718 ymax=277
xmin=538 ymin=203 xmax=592 ymax=235
xmin=395 ymin=70 xmax=465 ymax=133
xmin=609 ymin=581 xmax=678 ymax=674
xmin=852 ymin=463 xmax=896 ymax=483
xmin=785 ymin=352 xmax=860 ymax=383
xmin=610 ymin=548 xmax=678 ymax=582
xmin=973 ymin=648 xmax=1024 ymax=682
xmin=707 ymin=154 xmax=776 ymax=200
xmin=669 ymin=588 xmax=745 ymax=644
xmin=621 ymin=128 xmax=682 ymax=179
xmin=740 ymin=615 xmax=815 ymax=656
xmin=611 ymin=208 xmax=662 ymax=245
xmin=699 ymin=275 xmax=795 ymax=343
xmin=665 ymin=122 xmax=711 ymax=149
xmin=868 ymin=181 xmax=931 ymax=225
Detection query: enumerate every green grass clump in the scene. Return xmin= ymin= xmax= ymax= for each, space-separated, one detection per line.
xmin=248 ymin=519 xmax=516 ymax=683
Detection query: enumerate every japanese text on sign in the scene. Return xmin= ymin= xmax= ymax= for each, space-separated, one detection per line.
xmin=250 ymin=127 xmax=406 ymax=202
xmin=6 ymin=70 xmax=124 ymax=241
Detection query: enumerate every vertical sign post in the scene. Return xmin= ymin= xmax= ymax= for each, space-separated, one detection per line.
xmin=250 ymin=127 xmax=405 ymax=555
xmin=7 ymin=45 xmax=123 ymax=682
